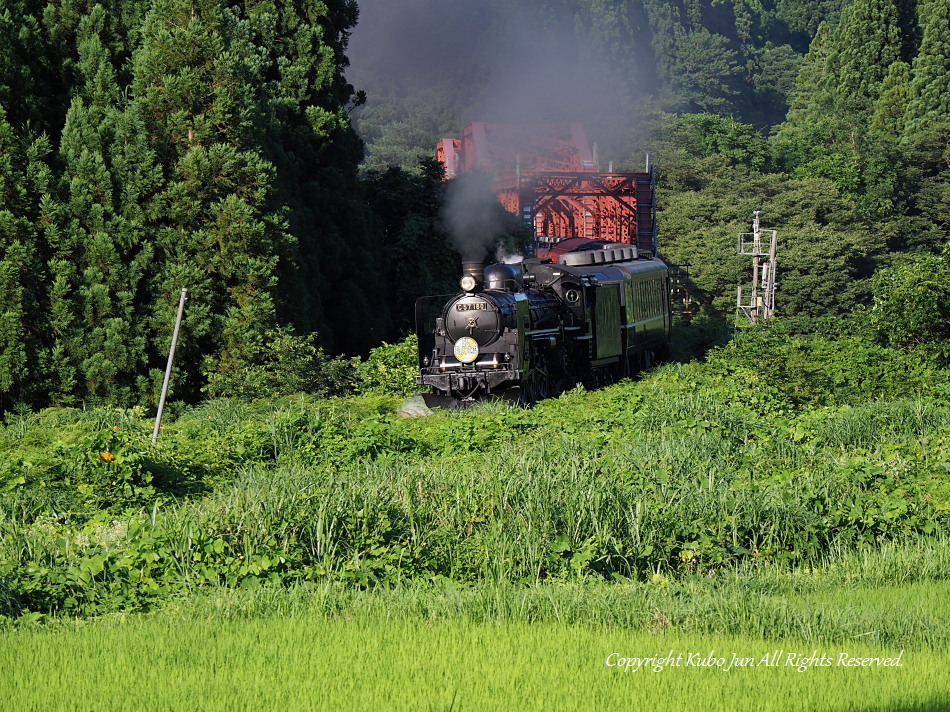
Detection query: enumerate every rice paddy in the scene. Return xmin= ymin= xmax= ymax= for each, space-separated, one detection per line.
xmin=4 ymin=538 xmax=949 ymax=711
xmin=3 ymin=608 xmax=946 ymax=711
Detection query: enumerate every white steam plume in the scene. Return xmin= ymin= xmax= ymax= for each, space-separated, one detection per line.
xmin=495 ymin=244 xmax=524 ymax=265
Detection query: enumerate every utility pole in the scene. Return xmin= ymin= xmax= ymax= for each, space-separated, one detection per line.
xmin=152 ymin=288 xmax=188 ymax=445
xmin=736 ymin=211 xmax=778 ymax=323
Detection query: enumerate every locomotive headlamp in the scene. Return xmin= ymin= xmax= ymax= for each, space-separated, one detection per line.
xmin=460 ymin=275 xmax=478 ymax=292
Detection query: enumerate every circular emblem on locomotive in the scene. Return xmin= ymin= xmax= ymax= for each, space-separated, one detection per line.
xmin=453 ymin=336 xmax=479 ymax=363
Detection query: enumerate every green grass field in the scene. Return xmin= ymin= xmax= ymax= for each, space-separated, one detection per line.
xmin=4 ymin=541 xmax=950 ymax=711
xmin=3 ymin=329 xmax=950 ymax=709
xmin=3 ymin=610 xmax=946 ymax=711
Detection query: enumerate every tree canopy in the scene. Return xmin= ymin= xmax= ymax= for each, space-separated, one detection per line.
xmin=3 ymin=0 xmax=950 ymax=412
xmin=0 ymin=0 xmax=380 ymax=411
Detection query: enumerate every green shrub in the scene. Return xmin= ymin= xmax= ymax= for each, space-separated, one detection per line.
xmin=871 ymin=253 xmax=950 ymax=364
xmin=354 ymin=335 xmax=418 ymax=397
xmin=203 ymin=328 xmax=357 ymax=400
xmin=670 ymin=308 xmax=733 ymax=362
xmin=4 ymin=320 xmax=950 ymax=618
xmin=706 ymin=319 xmax=950 ymax=407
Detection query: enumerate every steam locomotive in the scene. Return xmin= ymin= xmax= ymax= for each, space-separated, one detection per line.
xmin=415 ymin=238 xmax=671 ymax=407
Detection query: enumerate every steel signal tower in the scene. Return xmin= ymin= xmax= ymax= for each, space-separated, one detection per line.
xmin=736 ymin=211 xmax=777 ymax=323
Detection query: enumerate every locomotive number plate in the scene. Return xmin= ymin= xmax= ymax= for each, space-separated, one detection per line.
xmin=454 ymin=337 xmax=480 ymax=363
xmin=456 ymin=302 xmax=487 ymax=311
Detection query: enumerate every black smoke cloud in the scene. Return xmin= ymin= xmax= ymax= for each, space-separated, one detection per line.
xmin=346 ymin=0 xmax=651 ymax=144
xmin=346 ymin=1 xmax=496 ymax=94
xmin=442 ymin=171 xmax=506 ymax=262
xmin=346 ymin=1 xmax=656 ymax=262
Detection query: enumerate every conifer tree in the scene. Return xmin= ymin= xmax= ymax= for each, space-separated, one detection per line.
xmin=870 ymin=60 xmax=912 ymax=136
xmin=859 ymin=61 xmax=914 ymax=224
xmin=904 ymin=0 xmax=950 ymax=136
xmin=1 ymin=0 xmax=374 ymax=408
xmin=0 ymin=108 xmax=42 ymax=409
xmin=775 ymin=0 xmax=912 ymax=198
xmin=51 ymin=6 xmax=159 ymax=405
xmin=773 ymin=23 xmax=839 ymax=168
xmin=831 ymin=0 xmax=903 ymax=116
xmin=665 ymin=27 xmax=743 ymax=114
xmin=781 ymin=0 xmax=906 ymax=143
xmin=0 ymin=0 xmax=66 ymax=135
xmin=239 ymin=0 xmax=381 ymax=352
xmin=0 ymin=0 xmax=63 ymax=409
xmin=130 ymin=0 xmax=294 ymax=398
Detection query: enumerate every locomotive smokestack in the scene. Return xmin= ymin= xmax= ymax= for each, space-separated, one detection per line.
xmin=462 ymin=259 xmax=485 ymax=287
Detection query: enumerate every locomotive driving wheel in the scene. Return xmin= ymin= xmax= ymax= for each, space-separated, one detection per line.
xmin=519 ymin=351 xmax=553 ymax=405
xmin=550 ymin=344 xmax=573 ymax=396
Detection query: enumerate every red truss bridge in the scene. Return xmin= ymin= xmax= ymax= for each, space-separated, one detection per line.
xmin=437 ymin=122 xmax=656 ymax=256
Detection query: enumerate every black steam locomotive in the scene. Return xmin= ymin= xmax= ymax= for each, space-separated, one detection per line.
xmin=415 ymin=238 xmax=671 ymax=407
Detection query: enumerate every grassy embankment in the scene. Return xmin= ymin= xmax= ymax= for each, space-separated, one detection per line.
xmin=1 ymin=326 xmax=949 ymax=707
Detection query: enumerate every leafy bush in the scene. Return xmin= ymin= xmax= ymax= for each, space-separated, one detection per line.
xmin=203 ymin=328 xmax=357 ymax=400
xmin=704 ymin=319 xmax=950 ymax=408
xmin=673 ymin=113 xmax=769 ymax=170
xmin=871 ymin=253 xmax=950 ymax=364
xmin=670 ymin=308 xmax=733 ymax=362
xmin=354 ymin=335 xmax=418 ymax=397
xmin=3 ymin=319 xmax=950 ymax=618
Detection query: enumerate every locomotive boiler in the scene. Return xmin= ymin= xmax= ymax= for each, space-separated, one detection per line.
xmin=415 ymin=239 xmax=671 ymax=408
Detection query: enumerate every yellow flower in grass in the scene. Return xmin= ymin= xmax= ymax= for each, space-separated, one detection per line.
xmin=99 ymin=451 xmax=114 ymax=463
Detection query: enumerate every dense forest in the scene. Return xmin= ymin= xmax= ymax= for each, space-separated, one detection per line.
xmin=0 ymin=0 xmax=949 ymax=414
xmin=350 ymin=0 xmax=950 ymax=339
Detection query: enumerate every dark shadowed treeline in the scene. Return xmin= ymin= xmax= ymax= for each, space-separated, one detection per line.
xmin=0 ymin=0 xmax=464 ymax=412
